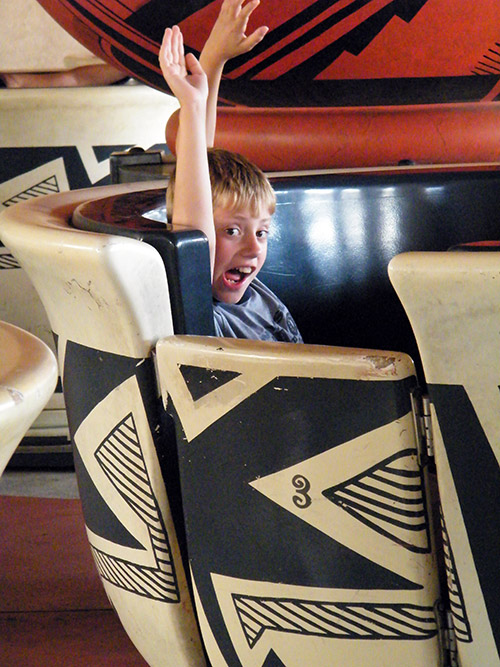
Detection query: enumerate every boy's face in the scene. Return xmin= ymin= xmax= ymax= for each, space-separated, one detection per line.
xmin=212 ymin=203 xmax=271 ymax=304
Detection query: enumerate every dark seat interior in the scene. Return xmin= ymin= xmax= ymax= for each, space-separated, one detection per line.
xmin=73 ymin=166 xmax=500 ymax=379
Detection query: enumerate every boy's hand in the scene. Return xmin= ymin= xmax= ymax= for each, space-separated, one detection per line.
xmin=202 ymin=0 xmax=269 ymax=67
xmin=159 ymin=25 xmax=208 ymax=105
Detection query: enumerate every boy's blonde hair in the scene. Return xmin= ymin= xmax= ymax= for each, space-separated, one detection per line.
xmin=166 ymin=147 xmax=276 ymax=222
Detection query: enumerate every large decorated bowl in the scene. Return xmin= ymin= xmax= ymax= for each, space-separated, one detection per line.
xmin=37 ymin=0 xmax=500 ymax=107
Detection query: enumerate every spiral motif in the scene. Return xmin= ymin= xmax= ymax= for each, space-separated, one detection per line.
xmin=292 ymin=474 xmax=312 ymax=509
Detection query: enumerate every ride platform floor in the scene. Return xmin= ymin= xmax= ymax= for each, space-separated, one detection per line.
xmin=0 ymin=470 xmax=148 ymax=666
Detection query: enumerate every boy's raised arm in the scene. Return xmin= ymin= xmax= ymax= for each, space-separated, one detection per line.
xmin=159 ymin=26 xmax=216 ymax=272
xmin=200 ymin=0 xmax=268 ymax=146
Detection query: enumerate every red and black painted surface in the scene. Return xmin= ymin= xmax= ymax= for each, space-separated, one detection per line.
xmin=37 ymin=0 xmax=500 ymax=106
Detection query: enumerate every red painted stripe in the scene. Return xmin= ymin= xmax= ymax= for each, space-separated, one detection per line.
xmin=226 ymin=0 xmax=358 ymax=79
xmin=59 ymin=0 xmax=159 ymax=51
xmin=252 ymin=0 xmax=394 ymax=80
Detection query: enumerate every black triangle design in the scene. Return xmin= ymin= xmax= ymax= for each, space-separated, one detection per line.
xmin=179 ymin=364 xmax=241 ymax=401
xmin=323 ymin=448 xmax=430 ymax=553
xmin=72 ymin=436 xmax=144 ymax=550
xmin=91 ymin=412 xmax=180 ymax=602
xmin=262 ymin=649 xmax=287 ymax=667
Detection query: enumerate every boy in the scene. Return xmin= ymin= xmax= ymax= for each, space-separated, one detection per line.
xmin=159 ymin=0 xmax=302 ymax=342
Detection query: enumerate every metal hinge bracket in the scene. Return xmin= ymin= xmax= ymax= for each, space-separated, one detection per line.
xmin=434 ymin=601 xmax=459 ymax=667
xmin=411 ymin=387 xmax=434 ymax=465
xmin=444 ymin=609 xmax=459 ymax=667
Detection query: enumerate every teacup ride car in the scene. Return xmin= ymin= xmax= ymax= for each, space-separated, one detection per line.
xmin=3 ymin=162 xmax=500 ymax=665
xmin=388 ymin=244 xmax=500 ymax=667
xmin=0 ymin=183 xmax=206 ymax=667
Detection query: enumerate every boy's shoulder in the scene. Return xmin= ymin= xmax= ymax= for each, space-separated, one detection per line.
xmin=213 ymin=278 xmax=302 ymax=343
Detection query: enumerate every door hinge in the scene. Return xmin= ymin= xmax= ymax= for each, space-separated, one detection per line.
xmin=445 ymin=608 xmax=459 ymax=667
xmin=435 ymin=601 xmax=459 ymax=667
xmin=411 ymin=387 xmax=434 ymax=464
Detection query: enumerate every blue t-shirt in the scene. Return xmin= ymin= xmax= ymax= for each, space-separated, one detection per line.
xmin=213 ymin=278 xmax=302 ymax=343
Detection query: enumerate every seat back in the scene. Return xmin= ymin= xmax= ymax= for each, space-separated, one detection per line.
xmin=0 ymin=184 xmax=205 ymax=667
xmin=156 ymin=335 xmax=442 ymax=666
xmin=389 ymin=251 xmax=500 ymax=665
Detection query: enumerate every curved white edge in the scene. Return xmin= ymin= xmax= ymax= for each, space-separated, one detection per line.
xmin=0 ymin=321 xmax=58 ymax=474
xmin=157 ymin=334 xmax=417 ymax=381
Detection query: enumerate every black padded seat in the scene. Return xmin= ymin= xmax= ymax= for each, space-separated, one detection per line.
xmin=74 ymin=166 xmax=500 ymax=379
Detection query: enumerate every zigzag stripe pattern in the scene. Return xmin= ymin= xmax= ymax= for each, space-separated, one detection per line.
xmin=2 ymin=175 xmax=60 ymax=207
xmin=91 ymin=546 xmax=178 ymax=601
xmin=92 ymin=412 xmax=179 ymax=602
xmin=440 ymin=508 xmax=472 ymax=643
xmin=233 ymin=594 xmax=437 ymax=648
xmin=0 ymin=252 xmax=20 ymax=270
xmin=323 ymin=448 xmax=430 ymax=553
xmin=227 ymin=0 xmax=428 ymax=81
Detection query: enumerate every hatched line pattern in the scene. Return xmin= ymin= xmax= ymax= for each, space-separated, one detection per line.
xmin=92 ymin=412 xmax=179 ymax=602
xmin=440 ymin=508 xmax=472 ymax=643
xmin=233 ymin=594 xmax=437 ymax=648
xmin=473 ymin=42 xmax=500 ymax=75
xmin=0 ymin=252 xmax=20 ymax=269
xmin=3 ymin=175 xmax=60 ymax=207
xmin=323 ymin=448 xmax=430 ymax=553
xmin=91 ymin=546 xmax=178 ymax=601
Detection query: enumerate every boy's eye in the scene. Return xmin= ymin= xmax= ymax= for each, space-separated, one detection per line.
xmin=257 ymin=229 xmax=269 ymax=239
xmin=225 ymin=227 xmax=239 ymax=236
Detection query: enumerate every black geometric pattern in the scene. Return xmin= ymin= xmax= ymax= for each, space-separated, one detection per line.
xmin=92 ymin=412 xmax=179 ymax=602
xmin=323 ymin=449 xmax=430 ymax=553
xmin=179 ymin=364 xmax=241 ymax=402
xmin=430 ymin=383 xmax=500 ymax=654
xmin=262 ymin=650 xmax=286 ymax=667
xmin=233 ymin=593 xmax=437 ymax=648
xmin=0 ymin=146 xmax=131 ymax=194
xmin=440 ymin=508 xmax=472 ymax=643
xmin=41 ymin=0 xmax=498 ymax=106
xmin=0 ymin=252 xmax=20 ymax=269
xmin=166 ymin=368 xmax=438 ymax=665
xmin=473 ymin=41 xmax=500 ymax=75
xmin=226 ymin=0 xmax=429 ymax=81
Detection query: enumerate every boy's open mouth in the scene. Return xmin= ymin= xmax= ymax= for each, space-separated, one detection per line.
xmin=223 ymin=266 xmax=254 ymax=287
